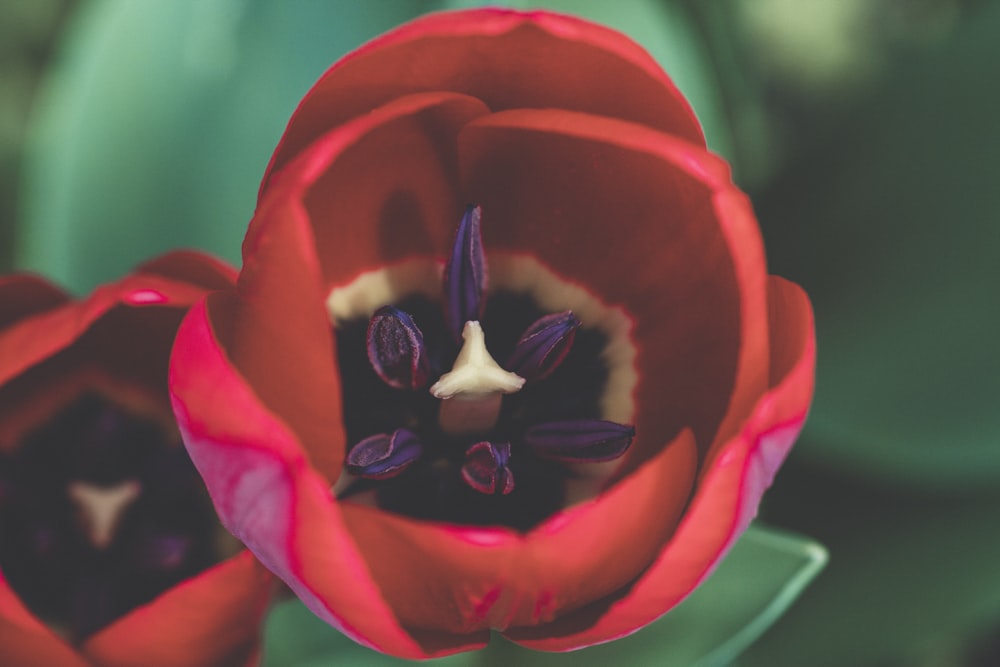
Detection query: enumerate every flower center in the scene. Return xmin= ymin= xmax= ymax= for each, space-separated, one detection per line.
xmin=0 ymin=391 xmax=223 ymax=642
xmin=430 ymin=320 xmax=525 ymax=436
xmin=331 ymin=206 xmax=635 ymax=530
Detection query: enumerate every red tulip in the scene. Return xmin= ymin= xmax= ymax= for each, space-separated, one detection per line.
xmin=169 ymin=8 xmax=815 ymax=659
xmin=0 ymin=253 xmax=272 ymax=667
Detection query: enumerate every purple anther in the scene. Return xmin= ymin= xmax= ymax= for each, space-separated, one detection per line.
xmin=524 ymin=419 xmax=635 ymax=463
xmin=346 ymin=428 xmax=422 ymax=479
xmin=443 ymin=205 xmax=486 ymax=341
xmin=507 ymin=311 xmax=580 ymax=382
xmin=366 ymin=305 xmax=431 ymax=390
xmin=461 ymin=441 xmax=515 ymax=495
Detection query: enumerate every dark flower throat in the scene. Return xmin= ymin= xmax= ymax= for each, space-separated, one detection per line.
xmin=0 ymin=392 xmax=219 ymax=642
xmin=334 ymin=205 xmax=634 ymax=530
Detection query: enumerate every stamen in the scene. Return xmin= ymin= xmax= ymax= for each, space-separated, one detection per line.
xmin=345 ymin=428 xmax=422 ymax=479
xmin=331 ymin=212 xmax=627 ymax=528
xmin=507 ymin=310 xmax=581 ymax=382
xmin=366 ymin=305 xmax=431 ymax=390
xmin=430 ymin=321 xmax=524 ymax=435
xmin=524 ymin=419 xmax=635 ymax=463
xmin=443 ymin=205 xmax=486 ymax=341
xmin=67 ymin=479 xmax=142 ymax=550
xmin=461 ymin=441 xmax=515 ymax=495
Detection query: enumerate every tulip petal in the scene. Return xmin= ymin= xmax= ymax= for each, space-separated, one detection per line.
xmin=0 ymin=570 xmax=90 ymax=667
xmin=262 ymin=8 xmax=703 ymax=189
xmin=458 ymin=109 xmax=769 ymax=472
xmin=504 ymin=276 xmax=814 ymax=650
xmin=0 ymin=264 xmax=232 ymax=451
xmin=338 ymin=504 xmax=518 ymax=639
xmin=514 ymin=430 xmax=697 ymax=626
xmin=227 ymin=187 xmax=346 ymax=481
xmin=136 ymin=250 xmax=238 ymax=292
xmin=273 ymin=91 xmax=489 ymax=291
xmin=0 ymin=274 xmax=68 ymax=329
xmin=170 ymin=295 xmax=441 ymax=659
xmin=338 ymin=429 xmax=696 ymax=639
xmin=0 ymin=272 xmax=207 ymax=388
xmin=698 ymin=187 xmax=774 ymax=471
xmin=80 ymin=552 xmax=270 ymax=667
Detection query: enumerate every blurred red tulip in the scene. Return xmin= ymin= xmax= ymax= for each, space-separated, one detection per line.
xmin=0 ymin=252 xmax=271 ymax=667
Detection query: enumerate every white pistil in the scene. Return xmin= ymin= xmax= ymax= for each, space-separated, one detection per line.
xmin=431 ymin=321 xmax=524 ymax=435
xmin=67 ymin=479 xmax=142 ymax=550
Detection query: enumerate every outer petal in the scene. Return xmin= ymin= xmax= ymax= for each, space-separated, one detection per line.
xmin=0 ymin=274 xmax=68 ymax=329
xmin=0 ymin=254 xmax=235 ymax=450
xmin=457 ymin=109 xmax=769 ymax=472
xmin=228 ymin=195 xmax=346 ymax=482
xmin=0 ymin=570 xmax=91 ymax=667
xmin=0 ymin=270 xmax=217 ymax=388
xmin=170 ymin=295 xmax=439 ymax=659
xmin=516 ymin=431 xmax=696 ymax=625
xmin=137 ymin=250 xmax=239 ymax=292
xmin=340 ymin=430 xmax=697 ymax=642
xmin=506 ymin=276 xmax=815 ymax=649
xmin=262 ymin=8 xmax=703 ymax=189
xmin=81 ymin=552 xmax=271 ymax=667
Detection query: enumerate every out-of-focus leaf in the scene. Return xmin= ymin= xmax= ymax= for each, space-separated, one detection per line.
xmin=17 ymin=0 xmax=436 ymax=292
xmin=757 ymin=3 xmax=1000 ymax=490
xmin=744 ymin=461 xmax=1000 ymax=667
xmin=260 ymin=524 xmax=826 ymax=667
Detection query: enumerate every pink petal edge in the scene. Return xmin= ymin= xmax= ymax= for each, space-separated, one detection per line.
xmin=169 ymin=295 xmax=451 ymax=659
xmin=507 ymin=276 xmax=815 ymax=650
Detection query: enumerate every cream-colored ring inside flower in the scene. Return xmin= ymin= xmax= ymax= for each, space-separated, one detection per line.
xmin=324 ymin=253 xmax=636 ymax=425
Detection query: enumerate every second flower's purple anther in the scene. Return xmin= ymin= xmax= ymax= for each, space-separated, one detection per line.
xmin=507 ymin=311 xmax=581 ymax=382
xmin=366 ymin=305 xmax=431 ymax=390
xmin=443 ymin=205 xmax=486 ymax=341
xmin=524 ymin=419 xmax=635 ymax=463
xmin=461 ymin=441 xmax=515 ymax=495
xmin=346 ymin=428 xmax=423 ymax=479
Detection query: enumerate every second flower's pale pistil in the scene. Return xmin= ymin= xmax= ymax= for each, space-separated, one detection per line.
xmin=337 ymin=205 xmax=634 ymax=527
xmin=67 ymin=479 xmax=142 ymax=550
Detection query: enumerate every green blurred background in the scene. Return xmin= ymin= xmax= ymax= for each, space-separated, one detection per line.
xmin=2 ymin=1 xmax=998 ymax=665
